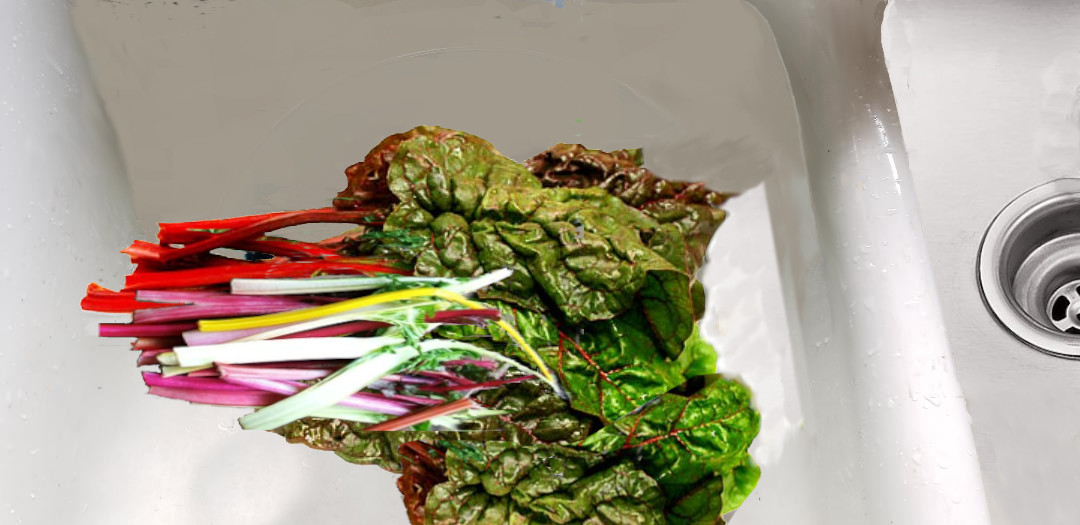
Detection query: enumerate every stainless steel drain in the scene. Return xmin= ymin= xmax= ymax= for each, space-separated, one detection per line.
xmin=977 ymin=178 xmax=1080 ymax=358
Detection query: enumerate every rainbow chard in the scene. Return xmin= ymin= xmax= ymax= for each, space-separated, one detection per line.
xmin=82 ymin=126 xmax=759 ymax=525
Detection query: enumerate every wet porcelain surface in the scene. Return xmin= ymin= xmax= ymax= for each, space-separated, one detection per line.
xmin=885 ymin=2 xmax=1080 ymax=523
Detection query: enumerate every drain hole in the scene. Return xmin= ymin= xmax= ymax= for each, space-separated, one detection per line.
xmin=1045 ymin=279 xmax=1080 ymax=334
xmin=1052 ymin=296 xmax=1070 ymax=321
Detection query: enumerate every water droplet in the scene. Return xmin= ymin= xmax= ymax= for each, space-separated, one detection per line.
xmin=886 ymin=397 xmax=897 ymax=408
xmin=18 ymin=413 xmax=28 ymax=421
xmin=912 ymin=450 xmax=923 ymax=465
xmin=28 ymin=449 xmax=38 ymax=456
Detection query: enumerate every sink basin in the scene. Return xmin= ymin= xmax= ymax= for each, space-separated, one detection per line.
xmin=2 ymin=1 xmax=991 ymax=523
xmin=884 ymin=2 xmax=1080 ymax=523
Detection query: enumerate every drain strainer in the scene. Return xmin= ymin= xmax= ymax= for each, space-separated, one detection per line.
xmin=1046 ymin=280 xmax=1080 ymax=334
xmin=977 ymin=178 xmax=1080 ymax=359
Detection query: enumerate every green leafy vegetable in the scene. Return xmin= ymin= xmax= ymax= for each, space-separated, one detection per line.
xmin=524 ymin=143 xmax=731 ymax=279
xmin=378 ymin=131 xmax=684 ymax=324
xmin=371 ymin=129 xmax=719 ymax=424
xmin=463 ymin=373 xmax=599 ymax=444
xmin=274 ymin=375 xmax=597 ymax=468
xmin=281 ymin=375 xmax=756 ymax=524
xmin=580 ymin=375 xmax=760 ymax=523
xmin=550 ymin=322 xmax=720 ymax=425
xmin=424 ymin=440 xmax=668 ymax=525
xmin=334 ymin=126 xmax=503 ymax=209
xmin=273 ymin=420 xmax=489 ymax=473
xmin=270 ymin=127 xmax=760 ymax=524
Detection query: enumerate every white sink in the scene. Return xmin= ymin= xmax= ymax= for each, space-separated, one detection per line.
xmin=884 ymin=2 xmax=1080 ymax=524
xmin=1 ymin=1 xmax=991 ymax=523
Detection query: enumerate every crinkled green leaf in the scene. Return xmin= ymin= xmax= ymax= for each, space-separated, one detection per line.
xmin=273 ymin=418 xmax=425 ymax=472
xmin=549 ymin=316 xmax=718 ymax=425
xmin=378 ymin=130 xmax=689 ymax=327
xmin=550 ymin=308 xmax=683 ymax=424
xmin=373 ymin=128 xmax=721 ymax=424
xmin=334 ymin=125 xmax=503 ymax=210
xmin=524 ymin=143 xmax=729 ymax=277
xmin=523 ymin=144 xmax=722 ymax=207
xmin=272 ymin=418 xmax=521 ymax=473
xmin=425 ymin=441 xmax=667 ymax=525
xmin=667 ymin=475 xmax=726 ymax=525
xmin=580 ymin=375 xmax=760 ymax=524
xmin=641 ymin=200 xmax=727 ymax=279
xmin=525 ymin=145 xmax=728 ymax=321
xmin=464 ymin=375 xmax=599 ymax=444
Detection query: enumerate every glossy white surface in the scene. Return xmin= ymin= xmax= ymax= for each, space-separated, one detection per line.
xmin=2 ymin=0 xmax=993 ymax=523
xmin=746 ymin=1 xmax=991 ymax=523
xmin=1 ymin=0 xmax=137 ymax=522
xmin=885 ymin=2 xmax=1080 ymax=523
